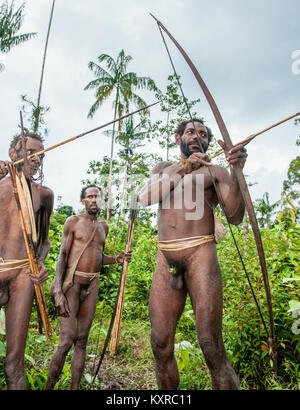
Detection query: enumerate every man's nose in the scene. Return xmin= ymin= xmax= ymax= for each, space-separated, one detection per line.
xmin=31 ymin=154 xmax=41 ymax=164
xmin=190 ymin=134 xmax=200 ymax=143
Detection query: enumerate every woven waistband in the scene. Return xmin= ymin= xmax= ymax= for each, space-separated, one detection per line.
xmin=74 ymin=270 xmax=100 ymax=281
xmin=158 ymin=234 xmax=215 ymax=251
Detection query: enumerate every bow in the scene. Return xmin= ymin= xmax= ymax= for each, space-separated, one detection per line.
xmin=151 ymin=14 xmax=277 ymax=371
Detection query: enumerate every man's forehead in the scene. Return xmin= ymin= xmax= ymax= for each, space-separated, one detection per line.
xmin=185 ymin=121 xmax=207 ymax=132
xmin=25 ymin=137 xmax=44 ymax=150
xmin=85 ymin=187 xmax=101 ymax=196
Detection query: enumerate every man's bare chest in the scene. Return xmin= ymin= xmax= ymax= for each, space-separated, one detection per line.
xmin=73 ymin=222 xmax=106 ymax=250
xmin=0 ymin=177 xmax=42 ymax=214
xmin=168 ymin=168 xmax=215 ymax=200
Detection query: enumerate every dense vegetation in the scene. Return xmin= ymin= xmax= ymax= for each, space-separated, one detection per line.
xmin=0 ymin=203 xmax=299 ymax=390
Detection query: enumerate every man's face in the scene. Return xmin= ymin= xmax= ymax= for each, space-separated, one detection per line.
xmin=176 ymin=121 xmax=209 ymax=157
xmin=10 ymin=137 xmax=44 ymax=177
xmin=82 ymin=187 xmax=102 ymax=215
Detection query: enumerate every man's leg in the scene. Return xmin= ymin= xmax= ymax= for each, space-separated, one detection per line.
xmin=4 ymin=271 xmax=35 ymax=390
xmin=185 ymin=243 xmax=240 ymax=390
xmin=149 ymin=251 xmax=187 ymax=389
xmin=46 ymin=283 xmax=80 ymax=389
xmin=70 ymin=278 xmax=99 ymax=390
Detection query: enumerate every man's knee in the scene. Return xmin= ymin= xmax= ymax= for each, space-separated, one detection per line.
xmin=57 ymin=333 xmax=75 ymax=354
xmin=151 ymin=330 xmax=174 ymax=360
xmin=74 ymin=333 xmax=88 ymax=351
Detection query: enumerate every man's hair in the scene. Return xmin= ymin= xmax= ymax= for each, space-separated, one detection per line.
xmin=80 ymin=184 xmax=102 ymax=201
xmin=175 ymin=118 xmax=213 ymax=144
xmin=9 ymin=129 xmax=44 ymax=150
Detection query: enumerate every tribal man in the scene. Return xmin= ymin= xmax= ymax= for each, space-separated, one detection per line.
xmin=139 ymin=118 xmax=248 ymax=390
xmin=47 ymin=184 xmax=132 ymax=390
xmin=0 ymin=130 xmax=54 ymax=389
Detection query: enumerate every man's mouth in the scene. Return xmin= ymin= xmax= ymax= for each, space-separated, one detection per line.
xmin=188 ymin=141 xmax=207 ymax=152
xmin=188 ymin=142 xmax=200 ymax=149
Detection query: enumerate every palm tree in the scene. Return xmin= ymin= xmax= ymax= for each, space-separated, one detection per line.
xmin=0 ymin=1 xmax=36 ymax=53
xmin=115 ymin=115 xmax=148 ymax=153
xmin=84 ymin=49 xmax=157 ymax=218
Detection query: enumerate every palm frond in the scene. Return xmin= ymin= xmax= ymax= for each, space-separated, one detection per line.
xmin=84 ymin=77 xmax=114 ymax=91
xmin=97 ymin=53 xmax=117 ymax=74
xmin=0 ymin=1 xmax=36 ymax=53
xmin=87 ymin=61 xmax=112 ymax=80
xmin=95 ymin=84 xmax=114 ymax=100
xmin=87 ymin=99 xmax=102 ymax=119
xmin=131 ymin=93 xmax=149 ymax=113
xmin=135 ymin=76 xmax=158 ymax=91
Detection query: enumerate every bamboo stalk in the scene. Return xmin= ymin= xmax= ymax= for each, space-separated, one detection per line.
xmin=36 ymin=0 xmax=55 ymax=124
xmin=210 ymin=111 xmax=300 ymax=160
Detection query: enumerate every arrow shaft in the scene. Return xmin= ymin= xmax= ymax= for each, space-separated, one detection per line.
xmin=211 ymin=111 xmax=300 ymax=159
xmin=13 ymin=102 xmax=159 ymax=166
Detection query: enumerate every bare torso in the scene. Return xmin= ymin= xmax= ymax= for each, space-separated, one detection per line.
xmin=0 ymin=174 xmax=53 ymax=281
xmin=158 ymin=164 xmax=219 ymax=241
xmin=66 ymin=215 xmax=108 ymax=274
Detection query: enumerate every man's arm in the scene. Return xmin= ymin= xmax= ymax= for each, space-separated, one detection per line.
xmin=212 ymin=142 xmax=248 ymax=225
xmin=139 ymin=161 xmax=185 ymax=207
xmin=139 ymin=151 xmax=213 ymax=207
xmin=27 ymin=186 xmax=54 ymax=285
xmin=102 ymin=251 xmax=132 ymax=265
xmin=101 ymin=222 xmax=132 ymax=265
xmin=51 ymin=216 xmax=77 ymax=317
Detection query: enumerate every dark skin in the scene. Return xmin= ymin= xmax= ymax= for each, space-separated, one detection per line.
xmin=139 ymin=121 xmax=247 ymax=390
xmin=46 ymin=187 xmax=132 ymax=390
xmin=0 ymin=137 xmax=53 ymax=390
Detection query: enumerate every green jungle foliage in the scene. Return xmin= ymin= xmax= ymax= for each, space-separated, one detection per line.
xmin=0 ymin=207 xmax=299 ymax=390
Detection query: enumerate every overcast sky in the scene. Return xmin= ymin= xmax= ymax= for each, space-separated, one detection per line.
xmin=0 ymin=0 xmax=299 ymax=212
